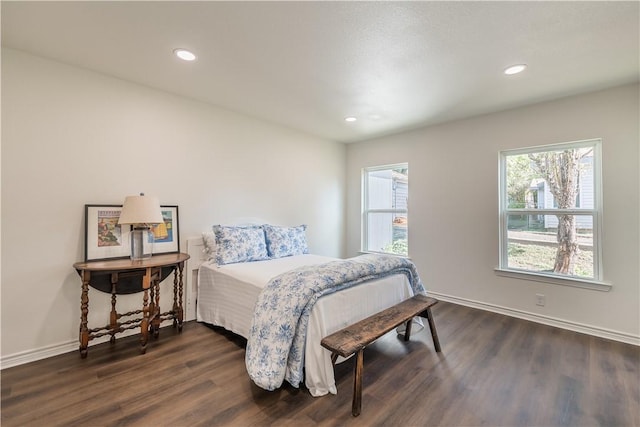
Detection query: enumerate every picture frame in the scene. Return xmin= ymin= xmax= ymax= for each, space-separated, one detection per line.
xmin=84 ymin=204 xmax=180 ymax=261
xmin=84 ymin=204 xmax=130 ymax=261
xmin=152 ymin=205 xmax=180 ymax=255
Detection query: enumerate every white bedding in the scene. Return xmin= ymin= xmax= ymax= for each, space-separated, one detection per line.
xmin=197 ymin=254 xmax=415 ymax=396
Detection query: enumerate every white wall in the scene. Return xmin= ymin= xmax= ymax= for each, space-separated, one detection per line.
xmin=1 ymin=49 xmax=346 ymax=361
xmin=347 ymin=84 xmax=639 ymax=342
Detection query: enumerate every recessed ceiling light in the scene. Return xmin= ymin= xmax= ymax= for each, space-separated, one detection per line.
xmin=504 ymin=64 xmax=527 ymax=75
xmin=174 ymin=48 xmax=196 ymax=61
xmin=344 ymin=117 xmax=357 ymax=122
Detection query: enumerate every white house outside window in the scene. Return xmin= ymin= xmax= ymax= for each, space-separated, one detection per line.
xmin=498 ymin=139 xmax=604 ymax=287
xmin=362 ymin=164 xmax=408 ymax=256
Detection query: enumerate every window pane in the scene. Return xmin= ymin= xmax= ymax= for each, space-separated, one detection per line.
xmin=365 ymin=167 xmax=408 ymax=210
xmin=507 ymin=214 xmax=594 ymax=278
xmin=506 ymin=148 xmax=594 ymax=210
xmin=366 ymin=212 xmax=407 ymax=256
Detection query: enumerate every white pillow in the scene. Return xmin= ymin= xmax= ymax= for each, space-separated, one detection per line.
xmin=202 ymin=231 xmax=217 ymax=260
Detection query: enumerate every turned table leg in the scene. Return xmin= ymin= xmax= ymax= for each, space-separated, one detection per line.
xmin=109 ymin=273 xmax=119 ymax=344
xmin=140 ymin=267 xmax=151 ymax=354
xmin=176 ymin=262 xmax=185 ymax=331
xmin=151 ymin=269 xmax=161 ymax=338
xmin=79 ymin=270 xmax=90 ymax=358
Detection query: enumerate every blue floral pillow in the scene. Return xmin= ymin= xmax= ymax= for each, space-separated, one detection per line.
xmin=263 ymin=224 xmax=309 ymax=258
xmin=213 ymin=225 xmax=269 ymax=266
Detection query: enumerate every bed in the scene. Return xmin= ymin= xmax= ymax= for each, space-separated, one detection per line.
xmin=191 ymin=224 xmax=424 ymax=397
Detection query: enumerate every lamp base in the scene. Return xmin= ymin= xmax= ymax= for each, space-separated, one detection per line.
xmin=130 ymin=227 xmax=154 ymax=260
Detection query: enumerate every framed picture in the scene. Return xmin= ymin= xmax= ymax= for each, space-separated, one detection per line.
xmin=152 ymin=205 xmax=180 ymax=255
xmin=84 ymin=204 xmax=130 ymax=261
xmin=84 ymin=204 xmax=180 ymax=261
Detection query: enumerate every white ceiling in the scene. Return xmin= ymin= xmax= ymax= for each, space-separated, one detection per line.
xmin=2 ymin=1 xmax=638 ymax=143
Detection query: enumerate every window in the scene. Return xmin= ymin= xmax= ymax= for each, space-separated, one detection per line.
xmin=498 ymin=139 xmax=603 ymax=284
xmin=362 ymin=164 xmax=408 ymax=256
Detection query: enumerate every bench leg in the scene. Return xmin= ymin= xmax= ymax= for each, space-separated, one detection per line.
xmin=352 ymin=349 xmax=364 ymax=417
xmin=425 ymin=307 xmax=442 ymax=352
xmin=404 ymin=319 xmax=412 ymax=341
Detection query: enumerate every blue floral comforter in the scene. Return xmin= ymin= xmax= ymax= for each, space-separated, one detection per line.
xmin=245 ymin=253 xmax=426 ymax=391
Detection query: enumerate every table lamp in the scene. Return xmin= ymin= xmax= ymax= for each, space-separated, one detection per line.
xmin=117 ymin=193 xmax=164 ymax=260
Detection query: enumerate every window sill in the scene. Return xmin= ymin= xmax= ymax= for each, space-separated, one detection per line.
xmin=494 ymin=268 xmax=612 ymax=292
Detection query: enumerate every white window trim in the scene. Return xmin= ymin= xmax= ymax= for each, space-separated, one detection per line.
xmin=362 ymin=163 xmax=408 ymax=256
xmin=497 ymin=138 xmax=610 ymax=290
xmin=494 ymin=268 xmax=611 ymax=291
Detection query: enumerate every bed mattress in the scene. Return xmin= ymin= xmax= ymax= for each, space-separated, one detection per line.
xmin=197 ymin=254 xmax=416 ymax=396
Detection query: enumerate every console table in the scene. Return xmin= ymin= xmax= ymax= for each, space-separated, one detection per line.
xmin=73 ymin=252 xmax=190 ymax=358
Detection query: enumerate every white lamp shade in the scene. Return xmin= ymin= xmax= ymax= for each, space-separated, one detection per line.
xmin=117 ymin=194 xmax=164 ymax=225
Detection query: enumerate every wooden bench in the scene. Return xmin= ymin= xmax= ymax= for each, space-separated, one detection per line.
xmin=320 ymin=294 xmax=441 ymax=417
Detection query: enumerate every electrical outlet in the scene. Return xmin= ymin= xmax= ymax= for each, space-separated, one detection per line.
xmin=536 ymin=293 xmax=545 ymax=306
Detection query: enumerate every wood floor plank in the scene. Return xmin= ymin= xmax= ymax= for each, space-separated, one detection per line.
xmin=1 ymin=302 xmax=638 ymax=426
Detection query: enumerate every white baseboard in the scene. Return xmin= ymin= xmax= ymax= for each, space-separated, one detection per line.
xmin=1 ymin=328 xmax=139 ymax=370
xmin=429 ymin=291 xmax=640 ymax=346
xmin=1 ymin=340 xmax=78 ymax=370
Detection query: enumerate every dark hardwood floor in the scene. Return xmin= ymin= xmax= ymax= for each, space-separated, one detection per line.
xmin=2 ymin=301 xmax=638 ymax=426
